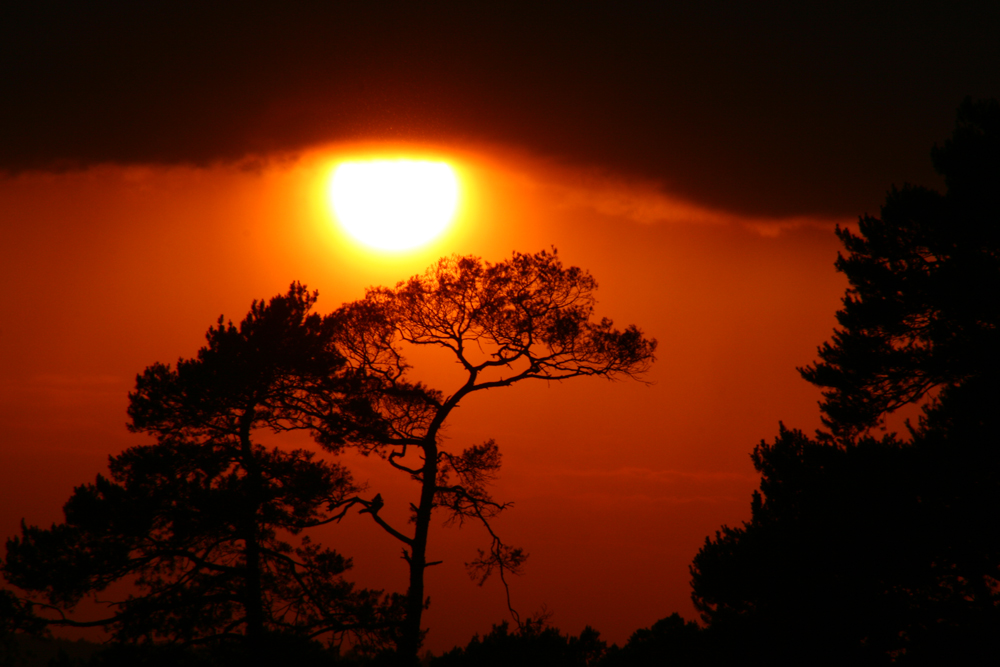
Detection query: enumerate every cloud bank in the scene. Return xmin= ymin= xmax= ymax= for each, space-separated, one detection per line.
xmin=3 ymin=1 xmax=998 ymax=218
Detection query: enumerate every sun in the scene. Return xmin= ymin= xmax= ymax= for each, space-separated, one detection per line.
xmin=329 ymin=159 xmax=459 ymax=251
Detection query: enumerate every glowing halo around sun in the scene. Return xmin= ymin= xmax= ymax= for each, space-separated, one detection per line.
xmin=329 ymin=159 xmax=459 ymax=251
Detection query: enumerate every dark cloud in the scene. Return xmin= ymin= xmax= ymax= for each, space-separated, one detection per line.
xmin=2 ymin=1 xmax=998 ymax=217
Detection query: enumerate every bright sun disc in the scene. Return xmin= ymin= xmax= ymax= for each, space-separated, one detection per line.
xmin=330 ymin=159 xmax=459 ymax=251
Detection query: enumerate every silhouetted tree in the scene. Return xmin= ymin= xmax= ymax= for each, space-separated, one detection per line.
xmin=320 ymin=250 xmax=657 ymax=665
xmin=692 ymin=428 xmax=930 ymax=664
xmin=598 ymin=613 xmax=707 ymax=667
xmin=3 ymin=285 xmax=399 ymax=651
xmin=693 ymin=422 xmax=1000 ymax=664
xmin=77 ymin=632 xmax=344 ymax=667
xmin=800 ymin=98 xmax=1000 ymax=437
xmin=432 ymin=618 xmax=606 ymax=667
xmin=1 ymin=588 xmax=46 ymax=667
xmin=692 ymin=99 xmax=1000 ymax=664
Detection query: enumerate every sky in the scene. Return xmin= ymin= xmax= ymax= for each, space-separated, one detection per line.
xmin=2 ymin=0 xmax=999 ymax=654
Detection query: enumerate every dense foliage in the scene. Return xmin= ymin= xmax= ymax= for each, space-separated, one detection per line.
xmin=692 ymin=99 xmax=1000 ymax=664
xmin=431 ymin=619 xmax=606 ymax=667
xmin=800 ymin=98 xmax=1000 ymax=437
xmin=3 ymin=286 xmax=399 ymax=651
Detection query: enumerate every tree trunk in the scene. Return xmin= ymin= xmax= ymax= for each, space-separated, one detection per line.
xmin=239 ymin=409 xmax=265 ymax=649
xmin=397 ymin=438 xmax=438 ymax=666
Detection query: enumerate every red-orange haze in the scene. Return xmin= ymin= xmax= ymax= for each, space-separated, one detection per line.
xmin=0 ymin=145 xmax=849 ymax=653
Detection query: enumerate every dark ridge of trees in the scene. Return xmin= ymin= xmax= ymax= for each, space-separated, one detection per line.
xmin=692 ymin=98 xmax=1000 ymax=664
xmin=0 ymin=634 xmax=102 ymax=667
xmin=319 ymin=249 xmax=657 ymax=665
xmin=430 ymin=619 xmax=607 ymax=667
xmin=1 ymin=590 xmax=46 ymax=667
xmin=0 ymin=631 xmax=376 ymax=667
xmin=3 ymin=613 xmax=726 ymax=667
xmin=598 ymin=614 xmax=708 ymax=667
xmin=429 ymin=613 xmax=722 ymax=667
xmin=3 ymin=286 xmax=400 ymax=653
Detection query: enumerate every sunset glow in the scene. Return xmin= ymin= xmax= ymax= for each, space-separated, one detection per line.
xmin=4 ymin=3 xmax=993 ymax=658
xmin=330 ymin=159 xmax=459 ymax=251
xmin=0 ymin=155 xmax=855 ymax=654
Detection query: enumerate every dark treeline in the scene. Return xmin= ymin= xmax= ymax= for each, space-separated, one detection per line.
xmin=687 ymin=97 xmax=1000 ymax=665
xmin=3 ymin=98 xmax=999 ymax=666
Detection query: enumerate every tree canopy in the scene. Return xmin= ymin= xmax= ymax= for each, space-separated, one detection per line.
xmin=692 ymin=99 xmax=1000 ymax=664
xmin=322 ymin=249 xmax=657 ymax=664
xmin=431 ymin=619 xmax=607 ymax=667
xmin=3 ymin=285 xmax=399 ymax=651
xmin=800 ymin=98 xmax=1000 ymax=437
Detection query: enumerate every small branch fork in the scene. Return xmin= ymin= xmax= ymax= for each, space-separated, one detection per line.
xmin=328 ymin=495 xmax=413 ymax=547
xmin=438 ymin=481 xmax=526 ymax=630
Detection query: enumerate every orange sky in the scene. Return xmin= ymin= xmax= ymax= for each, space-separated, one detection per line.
xmin=3 ymin=3 xmax=997 ymax=654
xmin=0 ymin=144 xmax=852 ymax=651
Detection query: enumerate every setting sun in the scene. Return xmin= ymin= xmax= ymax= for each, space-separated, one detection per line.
xmin=329 ymin=159 xmax=459 ymax=251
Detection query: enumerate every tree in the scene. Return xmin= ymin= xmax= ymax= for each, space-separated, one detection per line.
xmin=598 ymin=613 xmax=707 ymax=667
xmin=3 ymin=285 xmax=399 ymax=652
xmin=320 ymin=250 xmax=657 ymax=665
xmin=1 ymin=588 xmax=46 ymax=667
xmin=431 ymin=618 xmax=607 ymax=667
xmin=692 ymin=423 xmax=1000 ymax=664
xmin=691 ymin=428 xmax=933 ymax=664
xmin=691 ymin=99 xmax=1000 ymax=664
xmin=800 ymin=98 xmax=1000 ymax=437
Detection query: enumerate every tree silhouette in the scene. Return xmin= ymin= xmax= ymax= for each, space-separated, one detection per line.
xmin=431 ymin=618 xmax=607 ymax=667
xmin=3 ymin=285 xmax=400 ymax=651
xmin=692 ymin=99 xmax=1000 ymax=664
xmin=1 ymin=589 xmax=45 ymax=667
xmin=319 ymin=250 xmax=656 ymax=665
xmin=691 ymin=428 xmax=930 ymax=664
xmin=598 ymin=613 xmax=706 ymax=667
xmin=800 ymin=98 xmax=1000 ymax=437
xmin=692 ymin=422 xmax=1000 ymax=664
